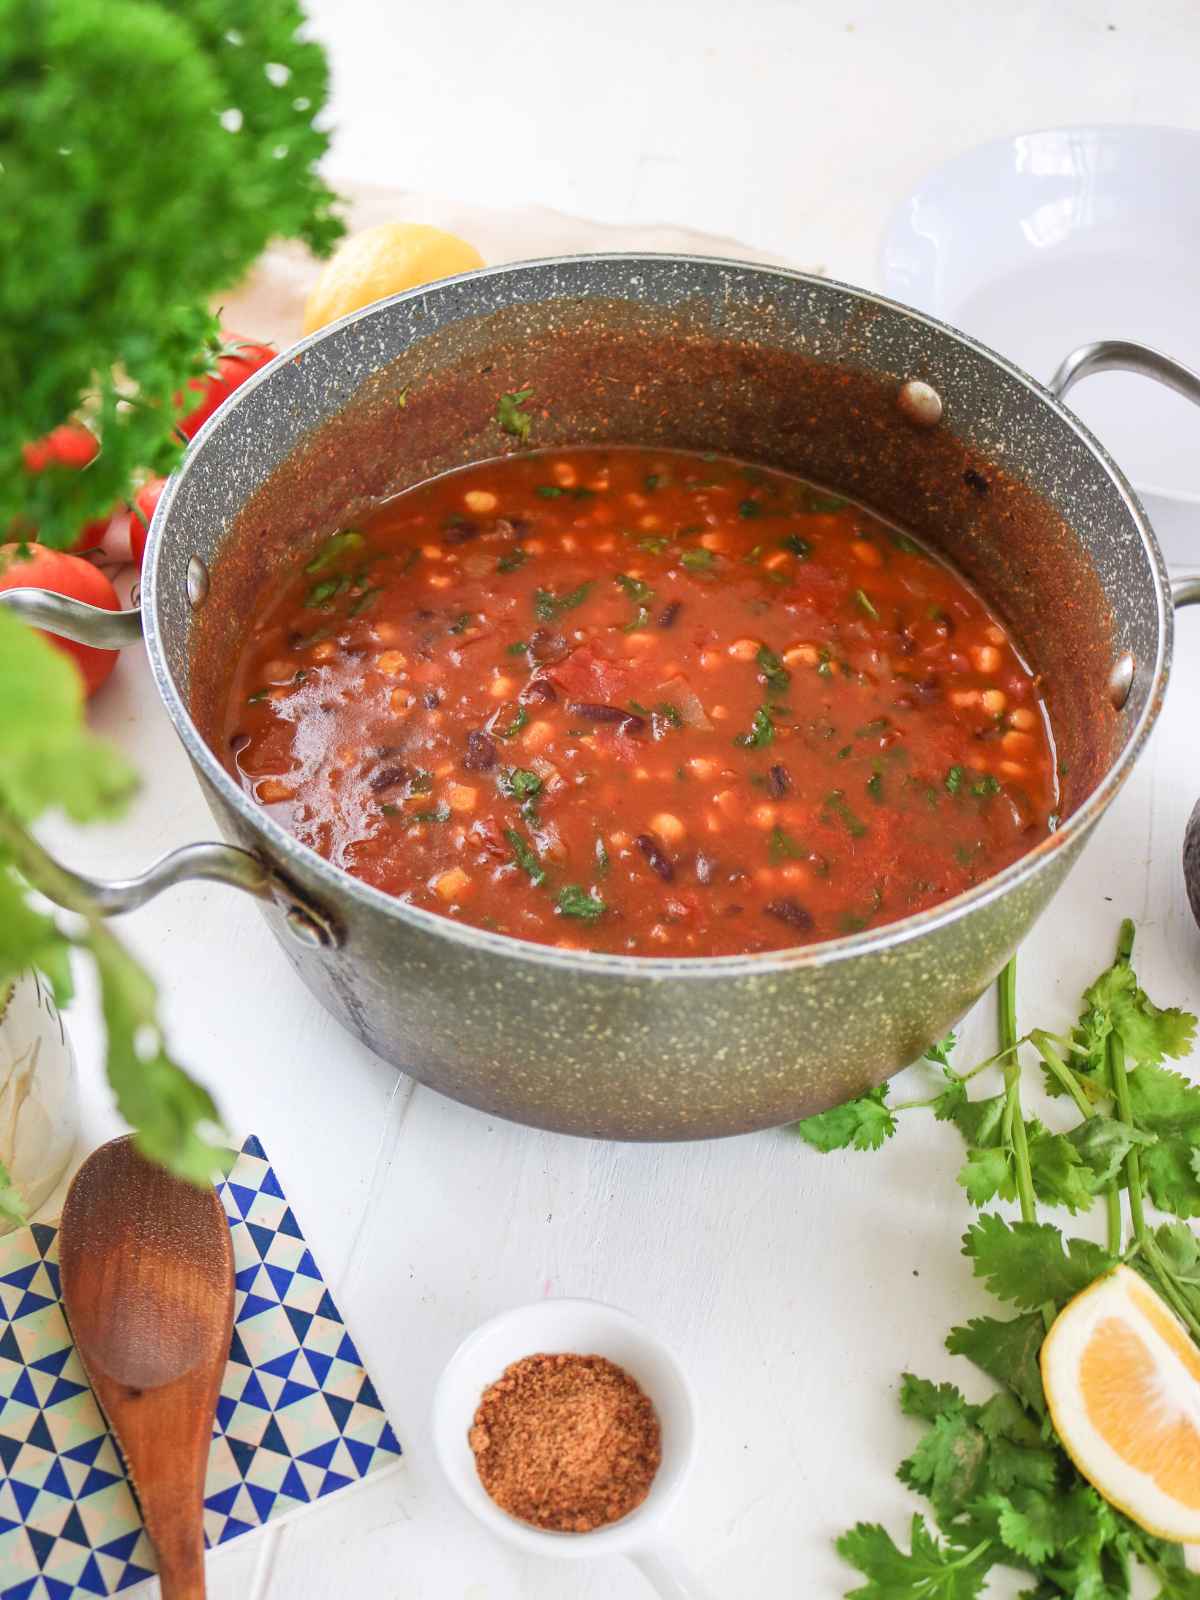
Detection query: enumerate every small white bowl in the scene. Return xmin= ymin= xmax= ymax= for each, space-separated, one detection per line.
xmin=879 ymin=125 xmax=1200 ymax=564
xmin=432 ymin=1299 xmax=714 ymax=1596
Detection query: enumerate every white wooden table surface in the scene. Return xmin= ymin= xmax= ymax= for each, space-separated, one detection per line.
xmin=44 ymin=2 xmax=1200 ymax=1594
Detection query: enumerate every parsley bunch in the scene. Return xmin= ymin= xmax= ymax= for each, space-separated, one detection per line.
xmin=0 ymin=0 xmax=344 ymax=1207
xmin=798 ymin=924 xmax=1200 ymax=1598
xmin=0 ymin=0 xmax=342 ymax=547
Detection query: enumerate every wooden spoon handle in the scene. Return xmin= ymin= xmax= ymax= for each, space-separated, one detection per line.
xmin=155 ymin=1526 xmax=207 ymax=1599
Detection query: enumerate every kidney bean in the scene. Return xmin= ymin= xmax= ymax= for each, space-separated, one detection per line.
xmin=635 ymin=833 xmax=674 ymax=881
xmin=463 ymin=731 xmax=497 ymax=772
xmin=764 ymin=898 xmax=814 ymax=931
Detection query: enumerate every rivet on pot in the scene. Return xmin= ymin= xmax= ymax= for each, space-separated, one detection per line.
xmin=186 ymin=555 xmax=210 ymax=609
xmin=1108 ymin=652 xmax=1135 ymax=709
xmin=284 ymin=904 xmax=333 ymax=949
xmin=896 ymin=379 xmax=943 ymax=428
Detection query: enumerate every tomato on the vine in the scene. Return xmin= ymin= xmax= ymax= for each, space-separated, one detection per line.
xmin=0 ymin=544 xmax=120 ymax=695
xmin=177 ymin=333 xmax=275 ymax=439
xmin=129 ymin=477 xmax=166 ymax=568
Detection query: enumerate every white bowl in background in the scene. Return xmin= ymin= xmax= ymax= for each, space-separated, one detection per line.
xmin=880 ymin=125 xmax=1200 ymax=565
xmin=432 ymin=1298 xmax=715 ymax=1598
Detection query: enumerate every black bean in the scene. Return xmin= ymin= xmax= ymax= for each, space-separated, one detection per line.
xmin=423 ymin=689 xmax=441 ymax=709
xmin=764 ymin=897 xmax=814 ymax=932
xmin=229 ymin=732 xmax=249 ymax=754
xmin=567 ymin=701 xmax=646 ymax=734
xmin=414 ymin=608 xmax=435 ymax=621
xmin=528 ymin=628 xmax=569 ymax=664
xmin=369 ymin=764 xmax=409 ymax=794
xmin=521 ymin=676 xmax=557 ymax=704
xmin=286 ymin=630 xmax=305 ymax=650
xmin=695 ymin=851 xmax=717 ymax=885
xmin=914 ymin=676 xmax=941 ymax=703
xmin=462 ymin=731 xmax=497 ymax=772
xmin=657 ymin=600 xmax=681 ymax=628
xmin=766 ymin=763 xmax=792 ymax=799
xmin=963 ymin=468 xmax=990 ymax=496
xmin=442 ymin=519 xmax=480 ymax=544
xmin=635 ymin=833 xmax=674 ymax=881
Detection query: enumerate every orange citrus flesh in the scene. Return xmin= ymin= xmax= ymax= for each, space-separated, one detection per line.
xmin=1042 ymin=1265 xmax=1200 ymax=1541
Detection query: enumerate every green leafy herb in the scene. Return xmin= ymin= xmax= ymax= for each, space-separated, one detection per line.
xmin=497 ymin=549 xmax=529 ymax=574
xmin=756 ymin=645 xmax=791 ymax=695
xmin=534 ymin=582 xmax=592 ymax=621
xmin=782 ymin=533 xmax=811 ymax=557
xmin=0 ymin=610 xmax=229 ymax=1205
xmin=824 ymin=789 xmax=868 ymax=838
xmin=644 ymin=473 xmax=664 ymax=491
xmin=495 ymin=706 xmax=529 ymax=740
xmin=945 ymin=765 xmax=964 ymax=795
xmin=247 ymin=688 xmax=268 ymax=704
xmin=735 ymin=706 xmax=774 ymax=749
xmin=796 ymin=1085 xmax=897 ymax=1153
xmin=855 ymin=588 xmax=880 ymax=620
xmin=680 ymin=548 xmax=717 ymax=573
xmin=411 ymin=803 xmax=451 ymax=824
xmin=638 ymin=535 xmax=671 ymax=554
xmin=305 ymin=530 xmax=365 ymax=575
xmin=0 ymin=0 xmax=341 ymax=550
xmin=889 ymin=531 xmax=923 ymax=555
xmin=769 ymin=826 xmax=806 ymax=863
xmin=866 ymin=771 xmax=884 ymax=802
xmin=505 ymin=827 xmax=545 ymax=887
xmin=448 ymin=611 xmax=473 ymax=634
xmin=506 ymin=640 xmax=530 ymax=656
xmin=653 ymin=702 xmax=684 ymax=729
xmin=496 ymin=387 xmax=534 ymax=441
xmin=556 ymin=885 xmax=605 ymax=922
xmin=738 ymin=498 xmax=764 ymax=519
xmin=536 ymin=484 xmax=565 ymax=499
xmin=348 ymin=585 xmax=381 ymax=617
xmin=499 ymin=768 xmax=543 ymax=803
xmin=616 ymin=573 xmax=654 ymax=604
xmin=796 ymin=924 xmax=1200 ymax=1599
xmin=972 ymin=774 xmax=1001 ymax=798
xmin=396 ymin=386 xmax=409 ymax=408
xmin=807 ymin=490 xmax=849 ymax=513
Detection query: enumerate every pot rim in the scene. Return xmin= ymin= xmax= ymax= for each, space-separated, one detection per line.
xmin=143 ymin=253 xmax=1172 ymax=979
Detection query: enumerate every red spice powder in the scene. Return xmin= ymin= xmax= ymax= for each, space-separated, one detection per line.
xmin=468 ymin=1351 xmax=662 ymax=1533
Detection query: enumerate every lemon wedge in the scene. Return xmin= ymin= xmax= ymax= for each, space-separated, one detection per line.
xmin=1042 ymin=1263 xmax=1200 ymax=1541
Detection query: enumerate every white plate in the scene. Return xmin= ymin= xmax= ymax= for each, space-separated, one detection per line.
xmin=879 ymin=126 xmax=1200 ymax=561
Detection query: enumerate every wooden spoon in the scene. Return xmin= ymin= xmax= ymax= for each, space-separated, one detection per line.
xmin=59 ymin=1136 xmax=234 ymax=1599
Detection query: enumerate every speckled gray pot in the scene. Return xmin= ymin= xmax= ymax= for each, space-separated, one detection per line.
xmin=21 ymin=257 xmax=1188 ymax=1138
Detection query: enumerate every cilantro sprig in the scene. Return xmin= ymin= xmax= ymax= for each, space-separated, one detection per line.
xmin=798 ymin=922 xmax=1200 ymax=1597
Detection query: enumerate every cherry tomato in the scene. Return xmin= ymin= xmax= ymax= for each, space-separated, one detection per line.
xmin=129 ymin=477 xmax=165 ymax=568
xmin=0 ymin=544 xmax=120 ymax=695
xmin=22 ymin=424 xmax=98 ymax=473
xmin=177 ymin=333 xmax=275 ymax=439
xmin=21 ymin=425 xmax=112 ymax=551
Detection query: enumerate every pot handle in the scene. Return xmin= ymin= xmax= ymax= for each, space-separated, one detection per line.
xmin=1049 ymin=339 xmax=1200 ymax=411
xmin=31 ymin=838 xmax=340 ymax=950
xmin=1050 ymin=340 xmax=1200 ymax=611
xmin=0 ymin=587 xmax=145 ymax=648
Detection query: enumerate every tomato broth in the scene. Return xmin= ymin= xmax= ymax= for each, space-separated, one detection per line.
xmin=223 ymin=448 xmax=1058 ymax=956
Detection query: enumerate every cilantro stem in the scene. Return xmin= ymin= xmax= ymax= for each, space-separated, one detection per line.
xmin=1034 ymin=1028 xmax=1124 ymax=1257
xmin=999 ymin=956 xmax=1053 ymax=1331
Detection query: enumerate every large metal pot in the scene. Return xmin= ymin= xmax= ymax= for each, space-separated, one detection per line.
xmin=9 ymin=257 xmax=1200 ymax=1139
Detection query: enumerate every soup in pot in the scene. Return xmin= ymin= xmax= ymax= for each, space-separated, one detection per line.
xmin=222 ymin=448 xmax=1057 ymax=956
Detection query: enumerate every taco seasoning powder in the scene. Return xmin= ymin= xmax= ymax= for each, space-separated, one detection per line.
xmin=468 ymin=1352 xmax=662 ymax=1532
